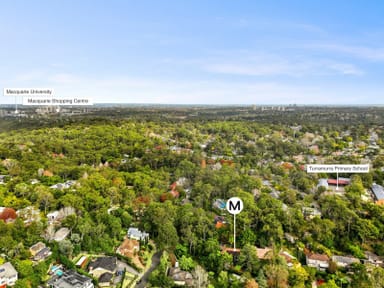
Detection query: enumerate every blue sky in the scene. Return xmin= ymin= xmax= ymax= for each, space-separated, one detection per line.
xmin=1 ymin=1 xmax=384 ymax=105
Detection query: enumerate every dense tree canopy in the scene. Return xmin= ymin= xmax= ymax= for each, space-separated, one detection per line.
xmin=0 ymin=108 xmax=384 ymax=286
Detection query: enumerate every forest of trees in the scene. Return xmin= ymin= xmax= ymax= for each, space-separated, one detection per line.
xmin=0 ymin=107 xmax=384 ymax=287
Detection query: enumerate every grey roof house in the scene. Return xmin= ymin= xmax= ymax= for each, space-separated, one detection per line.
xmin=88 ymin=256 xmax=117 ymax=280
xmin=127 ymin=227 xmax=149 ymax=241
xmin=47 ymin=270 xmax=94 ymax=288
xmin=0 ymin=262 xmax=18 ymax=287
xmin=372 ymin=184 xmax=384 ymax=204
xmin=331 ymin=255 xmax=360 ymax=268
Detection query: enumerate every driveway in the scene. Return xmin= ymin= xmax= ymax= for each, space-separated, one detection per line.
xmin=114 ymin=260 xmax=140 ymax=285
xmin=118 ymin=260 xmax=140 ymax=276
xmin=135 ymin=251 xmax=162 ymax=288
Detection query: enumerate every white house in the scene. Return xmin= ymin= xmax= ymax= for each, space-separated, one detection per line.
xmin=317 ymin=178 xmax=329 ymax=189
xmin=47 ymin=211 xmax=60 ymax=222
xmin=364 ymin=251 xmax=384 ymax=267
xmin=50 ymin=180 xmax=77 ymax=190
xmin=0 ymin=175 xmax=7 ymax=185
xmin=47 ymin=207 xmax=76 ymax=223
xmin=16 ymin=206 xmax=41 ymax=224
xmin=127 ymin=227 xmax=149 ymax=241
xmin=306 ymin=253 xmax=329 ymax=271
xmin=53 ymin=227 xmax=70 ymax=242
xmin=0 ymin=262 xmax=18 ymax=287
xmin=331 ymin=255 xmax=359 ymax=268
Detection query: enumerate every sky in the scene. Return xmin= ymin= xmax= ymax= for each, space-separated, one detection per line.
xmin=1 ymin=0 xmax=384 ymax=105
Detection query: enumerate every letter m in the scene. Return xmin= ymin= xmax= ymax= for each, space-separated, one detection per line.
xmin=229 ymin=200 xmax=240 ymax=211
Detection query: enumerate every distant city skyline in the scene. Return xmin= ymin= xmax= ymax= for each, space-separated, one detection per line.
xmin=1 ymin=1 xmax=384 ymax=105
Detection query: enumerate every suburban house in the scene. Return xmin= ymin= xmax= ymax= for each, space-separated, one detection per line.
xmin=331 ymin=255 xmax=360 ymax=268
xmin=280 ymin=251 xmax=297 ymax=268
xmin=363 ymin=251 xmax=384 ymax=267
xmin=0 ymin=207 xmax=17 ymax=223
xmin=53 ymin=228 xmax=70 ymax=242
xmin=16 ymin=206 xmax=41 ymax=224
xmin=256 ymin=248 xmax=272 ymax=260
xmin=116 ymin=237 xmax=140 ymax=258
xmin=30 ymin=242 xmax=52 ymax=262
xmin=214 ymin=215 xmax=227 ymax=229
xmin=88 ymin=256 xmax=117 ymax=279
xmin=317 ymin=179 xmax=329 ymax=190
xmin=255 ymin=248 xmax=295 ymax=267
xmin=371 ymin=184 xmax=384 ymax=205
xmin=168 ymin=267 xmax=194 ymax=286
xmin=306 ymin=253 xmax=329 ymax=271
xmin=212 ymin=199 xmax=226 ymax=210
xmin=0 ymin=175 xmax=8 ymax=185
xmin=47 ymin=211 xmax=60 ymax=223
xmin=47 ymin=270 xmax=94 ymax=288
xmin=98 ymin=272 xmax=114 ymax=287
xmin=127 ymin=227 xmax=149 ymax=241
xmin=47 ymin=207 xmax=76 ymax=224
xmin=36 ymin=248 xmax=52 ymax=262
xmin=50 ymin=180 xmax=77 ymax=190
xmin=0 ymin=262 xmax=18 ymax=287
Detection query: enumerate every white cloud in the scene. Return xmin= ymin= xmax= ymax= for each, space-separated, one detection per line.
xmin=0 ymin=52 xmax=372 ymax=106
xmin=201 ymin=51 xmax=363 ymax=77
xmin=326 ymin=62 xmax=364 ymax=75
xmin=0 ymin=73 xmax=379 ymax=105
xmin=313 ymin=43 xmax=384 ymax=61
xmin=18 ymin=74 xmax=350 ymax=105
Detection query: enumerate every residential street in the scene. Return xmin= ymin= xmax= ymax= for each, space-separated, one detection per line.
xmin=135 ymin=251 xmax=162 ymax=288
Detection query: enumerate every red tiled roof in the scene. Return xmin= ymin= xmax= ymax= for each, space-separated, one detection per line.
xmin=317 ymin=279 xmax=325 ymax=285
xmin=0 ymin=208 xmax=17 ymax=221
xmin=221 ymin=246 xmax=241 ymax=255
xmin=170 ymin=182 xmax=177 ymax=190
xmin=170 ymin=190 xmax=180 ymax=198
xmin=308 ymin=253 xmax=329 ymax=262
xmin=327 ymin=179 xmax=349 ymax=185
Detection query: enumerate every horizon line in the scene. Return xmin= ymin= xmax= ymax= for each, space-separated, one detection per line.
xmin=1 ymin=103 xmax=384 ymax=106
